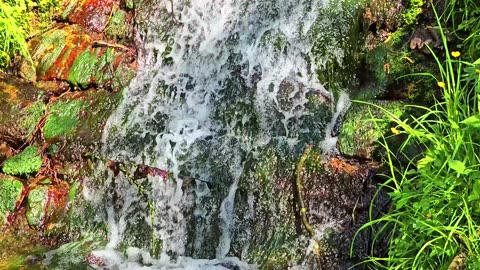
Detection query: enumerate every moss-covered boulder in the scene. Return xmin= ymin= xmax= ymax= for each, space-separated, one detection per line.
xmin=20 ymin=24 xmax=136 ymax=90
xmin=338 ymin=100 xmax=403 ymax=159
xmin=43 ymin=99 xmax=86 ymax=140
xmin=43 ymin=90 xmax=121 ymax=164
xmin=2 ymin=145 xmax=43 ymax=176
xmin=0 ymin=176 xmax=24 ymax=225
xmin=226 ymin=148 xmax=380 ymax=269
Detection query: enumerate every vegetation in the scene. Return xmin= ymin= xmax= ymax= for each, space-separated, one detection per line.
xmin=2 ymin=145 xmax=43 ymax=176
xmin=353 ymin=1 xmax=480 ymax=269
xmin=0 ymin=0 xmax=60 ymax=69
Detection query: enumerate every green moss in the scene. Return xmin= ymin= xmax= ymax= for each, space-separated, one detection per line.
xmin=67 ymin=49 xmax=99 ymax=88
xmin=338 ymin=101 xmax=403 ymax=158
xmin=20 ymin=101 xmax=46 ymax=138
xmin=2 ymin=145 xmax=42 ymax=176
xmin=402 ymin=0 xmax=424 ymax=26
xmin=309 ymin=1 xmax=364 ymax=88
xmin=0 ymin=178 xmax=23 ymax=225
xmin=105 ymin=9 xmax=129 ymax=41
xmin=43 ymin=99 xmax=86 ymax=140
xmin=26 ymin=186 xmax=49 ymax=228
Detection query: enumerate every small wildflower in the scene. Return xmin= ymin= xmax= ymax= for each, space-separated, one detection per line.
xmin=390 ymin=127 xmax=400 ymax=135
xmin=437 ymin=81 xmax=445 ymax=88
xmin=301 ymin=208 xmax=306 ymax=213
xmin=451 ymin=51 xmax=461 ymax=58
xmin=475 ymin=69 xmax=480 ymax=74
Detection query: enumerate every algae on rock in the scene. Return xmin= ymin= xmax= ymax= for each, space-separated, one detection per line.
xmin=43 ymin=99 xmax=86 ymax=140
xmin=2 ymin=145 xmax=43 ymax=176
xmin=26 ymin=186 xmax=49 ymax=228
xmin=0 ymin=177 xmax=23 ymax=225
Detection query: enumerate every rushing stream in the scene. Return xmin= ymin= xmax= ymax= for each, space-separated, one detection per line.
xmin=78 ymin=0 xmax=358 ymax=268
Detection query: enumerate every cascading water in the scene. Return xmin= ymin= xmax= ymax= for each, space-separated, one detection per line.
xmin=84 ymin=0 xmax=358 ymax=268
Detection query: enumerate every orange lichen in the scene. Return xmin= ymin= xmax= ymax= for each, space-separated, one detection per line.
xmin=0 ymin=83 xmax=19 ymax=103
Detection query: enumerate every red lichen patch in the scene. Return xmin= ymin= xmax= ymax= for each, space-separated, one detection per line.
xmin=63 ymin=0 xmax=120 ymax=33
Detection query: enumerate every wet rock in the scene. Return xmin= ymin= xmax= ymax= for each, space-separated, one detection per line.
xmin=45 ymin=90 xmax=121 ymax=166
xmin=0 ymin=176 xmax=24 ymax=225
xmin=60 ymin=0 xmax=120 ymax=33
xmin=20 ymin=24 xmax=136 ymax=90
xmin=25 ymin=182 xmax=70 ymax=231
xmin=337 ymin=101 xmax=403 ymax=160
xmin=229 ymin=148 xmax=380 ymax=269
xmin=0 ymin=72 xmax=45 ymax=143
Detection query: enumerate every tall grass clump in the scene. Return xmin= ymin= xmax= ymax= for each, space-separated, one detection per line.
xmin=352 ymin=1 xmax=480 ymax=269
xmin=0 ymin=0 xmax=60 ymax=69
xmin=0 ymin=0 xmax=31 ymax=68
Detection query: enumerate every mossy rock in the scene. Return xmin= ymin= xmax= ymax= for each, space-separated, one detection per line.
xmin=26 ymin=186 xmax=49 ymax=228
xmin=104 ymin=9 xmax=130 ymax=41
xmin=2 ymin=145 xmax=43 ymax=176
xmin=43 ymin=99 xmax=86 ymax=140
xmin=0 ymin=177 xmax=23 ymax=225
xmin=0 ymin=72 xmax=45 ymax=141
xmin=338 ymin=100 xmax=404 ymax=159
xmin=21 ymin=24 xmax=136 ymax=90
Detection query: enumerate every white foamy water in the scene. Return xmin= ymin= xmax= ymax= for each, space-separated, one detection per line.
xmin=87 ymin=0 xmax=356 ymax=268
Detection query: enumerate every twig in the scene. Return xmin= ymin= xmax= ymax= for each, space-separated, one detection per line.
xmin=168 ymin=0 xmax=179 ymax=25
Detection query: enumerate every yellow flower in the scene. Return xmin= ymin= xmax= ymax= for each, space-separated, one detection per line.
xmin=451 ymin=51 xmax=461 ymax=58
xmin=437 ymin=81 xmax=445 ymax=88
xmin=390 ymin=127 xmax=400 ymax=135
xmin=475 ymin=69 xmax=480 ymax=74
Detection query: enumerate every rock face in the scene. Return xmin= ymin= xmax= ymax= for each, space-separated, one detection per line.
xmin=0 ymin=72 xmax=121 ymax=266
xmin=19 ymin=0 xmax=136 ymax=91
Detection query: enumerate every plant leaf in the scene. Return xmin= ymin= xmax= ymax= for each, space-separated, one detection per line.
xmin=460 ymin=114 xmax=480 ymax=128
xmin=448 ymin=159 xmax=465 ymax=174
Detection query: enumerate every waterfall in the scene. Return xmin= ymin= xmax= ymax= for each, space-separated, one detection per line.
xmin=88 ymin=0 xmax=356 ymax=268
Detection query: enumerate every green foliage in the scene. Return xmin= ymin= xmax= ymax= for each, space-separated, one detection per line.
xmin=0 ymin=178 xmax=23 ymax=224
xmin=0 ymin=1 xmax=31 ymax=69
xmin=402 ymin=0 xmax=424 ymax=26
xmin=0 ymin=0 xmax=60 ymax=69
xmin=43 ymin=99 xmax=86 ymax=140
xmin=443 ymin=0 xmax=480 ymax=60
xmin=353 ymin=3 xmax=480 ymax=269
xmin=2 ymin=145 xmax=42 ymax=176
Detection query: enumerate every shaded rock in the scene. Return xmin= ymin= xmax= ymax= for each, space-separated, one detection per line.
xmin=20 ymin=24 xmax=136 ymax=90
xmin=0 ymin=176 xmax=24 ymax=225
